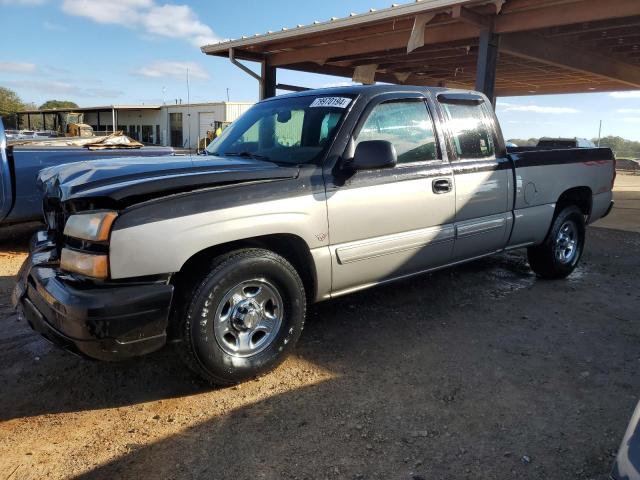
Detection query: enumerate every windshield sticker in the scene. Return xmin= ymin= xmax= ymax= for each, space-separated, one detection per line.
xmin=310 ymin=97 xmax=352 ymax=108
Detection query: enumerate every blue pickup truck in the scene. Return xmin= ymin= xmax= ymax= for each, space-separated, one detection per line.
xmin=0 ymin=118 xmax=174 ymax=224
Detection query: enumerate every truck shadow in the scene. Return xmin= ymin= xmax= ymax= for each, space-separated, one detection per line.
xmin=67 ymin=237 xmax=639 ymax=480
xmin=0 ymin=251 xmax=535 ymax=423
xmin=3 ymin=228 xmax=640 ymax=478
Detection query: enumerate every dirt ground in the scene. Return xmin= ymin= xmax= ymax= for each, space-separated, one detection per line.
xmin=1 ymin=175 xmax=639 ymax=480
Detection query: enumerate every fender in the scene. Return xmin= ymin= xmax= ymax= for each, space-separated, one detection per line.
xmin=109 ymin=173 xmax=330 ymax=280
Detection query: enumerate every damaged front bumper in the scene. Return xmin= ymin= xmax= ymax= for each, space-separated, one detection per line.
xmin=12 ymin=231 xmax=174 ymax=361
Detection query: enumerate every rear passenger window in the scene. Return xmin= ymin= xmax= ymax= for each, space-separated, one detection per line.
xmin=355 ymin=99 xmax=438 ymax=164
xmin=440 ymin=102 xmax=495 ymax=159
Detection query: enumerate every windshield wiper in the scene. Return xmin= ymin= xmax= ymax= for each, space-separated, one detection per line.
xmin=224 ymin=151 xmax=270 ymax=161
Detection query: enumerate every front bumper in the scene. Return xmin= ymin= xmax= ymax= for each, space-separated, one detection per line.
xmin=12 ymin=231 xmax=174 ymax=361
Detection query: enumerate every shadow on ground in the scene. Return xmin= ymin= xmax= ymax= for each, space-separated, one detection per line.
xmin=1 ymin=228 xmax=639 ymax=479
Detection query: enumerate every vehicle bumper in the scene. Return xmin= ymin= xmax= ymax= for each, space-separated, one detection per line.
xmin=602 ymin=200 xmax=615 ymax=219
xmin=589 ymin=191 xmax=614 ymax=223
xmin=11 ymin=231 xmax=174 ymax=361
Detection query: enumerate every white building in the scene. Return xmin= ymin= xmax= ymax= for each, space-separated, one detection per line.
xmin=18 ymin=102 xmax=254 ymax=150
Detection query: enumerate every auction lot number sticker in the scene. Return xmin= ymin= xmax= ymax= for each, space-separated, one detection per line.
xmin=310 ymin=97 xmax=352 ymax=108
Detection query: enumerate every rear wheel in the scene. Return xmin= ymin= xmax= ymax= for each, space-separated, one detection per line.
xmin=177 ymin=248 xmax=306 ymax=386
xmin=527 ymin=205 xmax=585 ymax=279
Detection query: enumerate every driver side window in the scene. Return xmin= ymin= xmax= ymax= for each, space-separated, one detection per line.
xmin=355 ymin=99 xmax=438 ymax=164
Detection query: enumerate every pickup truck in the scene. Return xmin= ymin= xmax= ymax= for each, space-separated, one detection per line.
xmin=11 ymin=85 xmax=615 ymax=385
xmin=0 ymin=119 xmax=174 ymax=224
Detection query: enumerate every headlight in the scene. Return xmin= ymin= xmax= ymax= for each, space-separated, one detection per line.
xmin=60 ymin=249 xmax=109 ymax=278
xmin=63 ymin=211 xmax=117 ymax=241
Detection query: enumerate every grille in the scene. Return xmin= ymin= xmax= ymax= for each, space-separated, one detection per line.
xmin=42 ymin=196 xmax=67 ymax=248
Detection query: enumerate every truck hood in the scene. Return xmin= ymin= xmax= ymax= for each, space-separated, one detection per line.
xmin=38 ymin=155 xmax=300 ymax=203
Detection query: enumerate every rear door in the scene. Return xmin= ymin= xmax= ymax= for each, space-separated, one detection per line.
xmin=325 ymin=92 xmax=456 ymax=294
xmin=437 ymin=93 xmax=511 ymax=261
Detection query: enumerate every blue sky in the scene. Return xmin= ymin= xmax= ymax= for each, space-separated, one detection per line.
xmin=2 ymin=0 xmax=640 ymax=140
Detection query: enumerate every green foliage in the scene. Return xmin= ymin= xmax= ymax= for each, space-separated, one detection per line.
xmin=0 ymin=86 xmax=25 ymax=116
xmin=507 ymin=136 xmax=640 ymax=158
xmin=39 ymin=100 xmax=79 ymax=110
xmin=593 ymin=136 xmax=640 ymax=159
xmin=506 ymin=138 xmax=539 ymax=146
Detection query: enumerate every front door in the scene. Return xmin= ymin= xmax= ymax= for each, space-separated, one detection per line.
xmin=326 ymin=94 xmax=456 ymax=295
xmin=170 ymin=113 xmax=183 ymax=148
xmin=437 ymin=94 xmax=511 ymax=261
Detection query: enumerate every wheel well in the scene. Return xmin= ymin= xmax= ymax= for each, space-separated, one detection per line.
xmin=171 ymin=233 xmax=317 ymax=307
xmin=555 ymin=186 xmax=592 ymax=217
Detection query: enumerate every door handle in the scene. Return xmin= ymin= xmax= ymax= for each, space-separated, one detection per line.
xmin=432 ymin=178 xmax=452 ymax=194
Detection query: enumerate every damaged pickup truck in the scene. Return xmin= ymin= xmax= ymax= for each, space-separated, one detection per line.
xmin=12 ymin=85 xmax=616 ymax=385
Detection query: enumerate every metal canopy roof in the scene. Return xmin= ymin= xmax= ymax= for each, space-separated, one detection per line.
xmin=18 ymin=105 xmax=163 ymax=115
xmin=201 ymin=0 xmax=640 ymax=96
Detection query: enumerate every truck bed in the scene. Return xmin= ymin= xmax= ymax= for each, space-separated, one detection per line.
xmin=507 ymin=145 xmax=614 ymax=164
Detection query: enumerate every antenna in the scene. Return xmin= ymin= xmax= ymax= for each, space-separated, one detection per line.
xmin=186 ymin=68 xmax=191 ymax=153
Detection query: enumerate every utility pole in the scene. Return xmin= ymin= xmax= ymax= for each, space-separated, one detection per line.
xmin=597 ymin=120 xmax=602 ymax=147
xmin=226 ymin=88 xmax=230 ymax=102
xmin=186 ymin=68 xmax=191 ymax=152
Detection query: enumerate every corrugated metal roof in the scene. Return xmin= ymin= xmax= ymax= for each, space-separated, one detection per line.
xmin=201 ymin=0 xmax=482 ymax=53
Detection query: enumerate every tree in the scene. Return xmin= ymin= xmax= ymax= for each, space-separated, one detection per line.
xmin=506 ymin=138 xmax=539 ymax=146
xmin=39 ymin=100 xmax=79 ymax=110
xmin=0 ymin=86 xmax=25 ymax=116
xmin=594 ymin=136 xmax=640 ymax=159
xmin=0 ymin=86 xmax=28 ymax=129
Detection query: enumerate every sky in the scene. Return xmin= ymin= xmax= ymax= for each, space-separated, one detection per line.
xmin=2 ymin=0 xmax=640 ymax=141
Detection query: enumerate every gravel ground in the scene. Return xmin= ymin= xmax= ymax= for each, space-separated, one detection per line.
xmin=0 ymin=178 xmax=639 ymax=480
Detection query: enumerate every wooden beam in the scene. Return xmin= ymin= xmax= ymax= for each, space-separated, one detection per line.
xmin=270 ymin=22 xmax=478 ymax=66
xmin=451 ymin=5 xmax=492 ymax=29
xmin=494 ymin=0 xmax=640 ymax=34
xmin=266 ymin=0 xmax=640 ymax=67
xmin=501 ymin=31 xmax=640 ymax=88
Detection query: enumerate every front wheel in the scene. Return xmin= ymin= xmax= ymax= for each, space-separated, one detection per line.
xmin=527 ymin=205 xmax=586 ymax=279
xmin=178 ymin=248 xmax=306 ymax=386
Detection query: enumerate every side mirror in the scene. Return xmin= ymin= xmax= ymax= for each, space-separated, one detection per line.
xmin=350 ymin=140 xmax=397 ymax=170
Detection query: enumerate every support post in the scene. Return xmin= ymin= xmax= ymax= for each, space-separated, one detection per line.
xmin=475 ymin=27 xmax=500 ymax=106
xmin=112 ymin=107 xmax=116 ymax=134
xmin=261 ymin=59 xmax=277 ymax=100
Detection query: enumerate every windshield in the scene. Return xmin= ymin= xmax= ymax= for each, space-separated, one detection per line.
xmin=206 ymin=95 xmax=353 ymax=164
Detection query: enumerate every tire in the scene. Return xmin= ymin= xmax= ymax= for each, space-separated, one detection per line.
xmin=527 ymin=205 xmax=586 ymax=279
xmin=177 ymin=248 xmax=306 ymax=386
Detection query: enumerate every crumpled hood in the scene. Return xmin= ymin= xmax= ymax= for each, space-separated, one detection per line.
xmin=38 ymin=154 xmax=300 ymax=203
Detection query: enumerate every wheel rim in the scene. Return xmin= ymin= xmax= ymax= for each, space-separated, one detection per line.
xmin=212 ymin=279 xmax=283 ymax=358
xmin=554 ymin=220 xmax=579 ymax=264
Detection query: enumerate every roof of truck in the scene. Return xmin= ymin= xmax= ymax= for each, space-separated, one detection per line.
xmin=261 ymin=84 xmax=478 ymax=102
